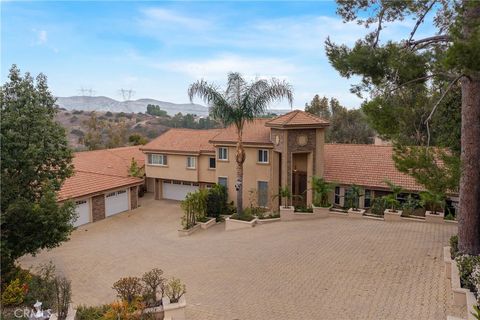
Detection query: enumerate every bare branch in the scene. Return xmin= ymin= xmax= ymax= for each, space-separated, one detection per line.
xmin=408 ymin=0 xmax=438 ymax=43
xmin=425 ymin=74 xmax=463 ymax=147
xmin=388 ymin=72 xmax=460 ymax=93
xmin=372 ymin=7 xmax=386 ymax=48
xmin=407 ymin=35 xmax=451 ymax=48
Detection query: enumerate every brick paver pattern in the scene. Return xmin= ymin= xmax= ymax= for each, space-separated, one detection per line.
xmin=20 ymin=196 xmax=465 ymax=319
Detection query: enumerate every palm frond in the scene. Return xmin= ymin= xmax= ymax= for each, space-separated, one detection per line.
xmin=249 ymin=78 xmax=293 ymax=112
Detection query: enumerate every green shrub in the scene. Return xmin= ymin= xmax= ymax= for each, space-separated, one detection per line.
xmin=230 ymin=212 xmax=255 ymax=222
xmin=294 ymin=206 xmax=313 ymax=213
xmin=420 ymin=190 xmax=445 ymax=214
xmin=455 ymin=254 xmax=480 ymax=292
xmin=206 ymin=184 xmax=228 ymax=220
xmin=75 ymin=304 xmax=111 ymax=320
xmin=445 ymin=213 xmax=455 ymax=220
xmin=370 ymin=197 xmax=387 ymax=216
xmin=402 ymin=194 xmax=419 ymax=216
xmin=450 ymin=235 xmax=459 ymax=259
xmin=105 ymin=111 xmax=113 ymax=117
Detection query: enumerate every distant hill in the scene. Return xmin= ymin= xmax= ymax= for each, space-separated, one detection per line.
xmin=55 ymin=96 xmax=209 ymax=116
xmin=55 ymin=96 xmax=292 ymax=116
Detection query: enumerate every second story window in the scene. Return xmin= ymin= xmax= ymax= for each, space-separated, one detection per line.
xmin=209 ymin=157 xmax=216 ymax=169
xmin=148 ymin=154 xmax=167 ymax=166
xmin=186 ymin=156 xmax=196 ymax=169
xmin=258 ymin=149 xmax=269 ymax=163
xmin=218 ymin=147 xmax=228 ymax=161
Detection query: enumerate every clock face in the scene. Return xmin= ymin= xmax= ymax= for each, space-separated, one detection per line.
xmin=275 ymin=135 xmax=280 ymax=145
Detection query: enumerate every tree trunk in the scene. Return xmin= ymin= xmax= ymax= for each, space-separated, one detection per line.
xmin=458 ymin=1 xmax=480 ymax=255
xmin=458 ymin=76 xmax=480 ymax=255
xmin=236 ymin=130 xmax=246 ymax=215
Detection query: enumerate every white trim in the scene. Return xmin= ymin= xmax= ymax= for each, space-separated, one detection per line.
xmin=257 ymin=149 xmax=269 ymax=164
xmin=218 ymin=147 xmax=228 ymax=161
xmin=186 ymin=156 xmax=196 ymax=169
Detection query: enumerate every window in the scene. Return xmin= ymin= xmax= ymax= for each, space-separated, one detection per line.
xmin=258 ymin=181 xmax=268 ymax=207
xmin=258 ymin=149 xmax=269 ymax=163
xmin=218 ymin=177 xmax=228 ymax=188
xmin=364 ymin=189 xmax=372 ymax=208
xmin=148 ymin=154 xmax=167 ymax=166
xmin=106 ymin=192 xmax=116 ymax=198
xmin=75 ymin=200 xmax=87 ymax=205
xmin=117 ymin=190 xmax=126 ymax=195
xmin=209 ymin=157 xmax=216 ymax=169
xmin=334 ymin=186 xmax=341 ymax=205
xmin=186 ymin=156 xmax=196 ymax=169
xmin=218 ymin=147 xmax=228 ymax=160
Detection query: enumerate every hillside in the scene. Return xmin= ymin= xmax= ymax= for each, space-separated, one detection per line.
xmin=56 ymin=109 xmax=171 ymax=150
xmin=56 ymin=96 xmax=209 ymax=116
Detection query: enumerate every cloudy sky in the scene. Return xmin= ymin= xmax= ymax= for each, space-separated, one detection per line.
xmin=1 ymin=1 xmax=434 ymax=109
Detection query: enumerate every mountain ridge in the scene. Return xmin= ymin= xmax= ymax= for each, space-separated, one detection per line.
xmin=56 ymin=96 xmax=292 ymax=116
xmin=56 ymin=96 xmax=208 ymax=116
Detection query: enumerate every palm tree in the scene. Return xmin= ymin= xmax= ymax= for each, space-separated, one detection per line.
xmin=310 ymin=176 xmax=335 ymax=207
xmin=188 ymin=73 xmax=293 ymax=215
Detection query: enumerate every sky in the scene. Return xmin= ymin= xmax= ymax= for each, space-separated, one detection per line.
xmin=1 ymin=1 xmax=435 ymax=109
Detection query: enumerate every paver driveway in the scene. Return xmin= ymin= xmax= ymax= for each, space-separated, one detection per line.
xmin=21 ymin=195 xmax=464 ymax=319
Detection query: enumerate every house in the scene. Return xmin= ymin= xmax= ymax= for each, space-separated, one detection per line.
xmin=141 ymin=110 xmax=435 ymax=210
xmin=58 ymin=146 xmax=145 ymax=227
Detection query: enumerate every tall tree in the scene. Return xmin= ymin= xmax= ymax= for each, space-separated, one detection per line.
xmin=188 ymin=72 xmax=293 ymax=215
xmin=1 ymin=65 xmax=76 ymax=275
xmin=305 ymin=95 xmax=374 ymax=143
xmin=305 ymin=94 xmax=331 ymax=119
xmin=325 ymin=0 xmax=480 ymax=254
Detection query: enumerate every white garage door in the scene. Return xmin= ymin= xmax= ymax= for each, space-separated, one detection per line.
xmin=74 ymin=199 xmax=90 ymax=227
xmin=105 ymin=189 xmax=129 ymax=217
xmin=163 ymin=181 xmax=199 ymax=201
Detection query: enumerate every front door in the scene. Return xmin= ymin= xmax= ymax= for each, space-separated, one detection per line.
xmin=292 ymin=171 xmax=307 ymax=207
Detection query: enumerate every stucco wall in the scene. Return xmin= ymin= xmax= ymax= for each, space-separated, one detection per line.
xmin=215 ymin=146 xmax=273 ymax=208
xmin=198 ymin=154 xmax=216 ymax=183
xmin=145 ymin=154 xmax=198 ymax=181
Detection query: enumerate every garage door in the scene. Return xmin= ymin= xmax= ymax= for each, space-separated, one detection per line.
xmin=105 ymin=189 xmax=129 ymax=217
xmin=74 ymin=199 xmax=90 ymax=227
xmin=162 ymin=181 xmax=199 ymax=201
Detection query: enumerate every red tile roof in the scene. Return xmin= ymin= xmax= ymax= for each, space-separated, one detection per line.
xmin=58 ymin=171 xmax=141 ymax=201
xmin=266 ymin=110 xmax=329 ymax=128
xmin=58 ymin=146 xmax=144 ymax=201
xmin=324 ymin=144 xmax=423 ymax=191
xmin=210 ymin=119 xmax=272 ymax=145
xmin=141 ymin=128 xmax=220 ymax=153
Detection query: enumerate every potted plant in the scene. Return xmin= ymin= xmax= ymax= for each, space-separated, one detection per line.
xmin=310 ymin=176 xmax=334 ymax=217
xmin=345 ymin=185 xmax=365 ymax=218
xmin=420 ymin=190 xmax=445 ymax=223
xmin=273 ymin=186 xmax=301 ymax=221
xmin=383 ymin=180 xmax=403 ymax=221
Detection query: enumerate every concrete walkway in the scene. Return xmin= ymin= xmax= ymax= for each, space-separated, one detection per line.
xmin=20 ymin=195 xmax=464 ymax=319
